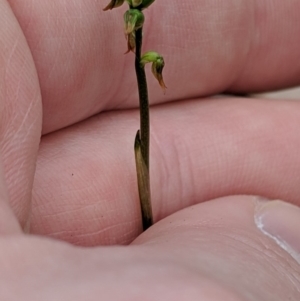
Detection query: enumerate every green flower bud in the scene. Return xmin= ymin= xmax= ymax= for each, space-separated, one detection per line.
xmin=124 ymin=9 xmax=145 ymax=34
xmin=141 ymin=51 xmax=166 ymax=92
xmin=103 ymin=0 xmax=125 ymax=11
xmin=139 ymin=0 xmax=155 ymax=9
xmin=126 ymin=0 xmax=143 ymax=7
xmin=126 ymin=0 xmax=155 ymax=10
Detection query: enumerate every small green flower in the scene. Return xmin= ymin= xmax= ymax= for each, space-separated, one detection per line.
xmin=103 ymin=0 xmax=125 ymax=11
xmin=124 ymin=9 xmax=145 ymax=34
xmin=139 ymin=0 xmax=156 ymax=9
xmin=126 ymin=0 xmax=155 ymax=10
xmin=127 ymin=0 xmax=143 ymax=7
xmin=141 ymin=51 xmax=166 ymax=92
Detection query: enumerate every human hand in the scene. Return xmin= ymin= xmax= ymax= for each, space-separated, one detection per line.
xmin=1 ymin=0 xmax=300 ymax=299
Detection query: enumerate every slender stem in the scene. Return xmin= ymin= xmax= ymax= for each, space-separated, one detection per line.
xmin=134 ymin=26 xmax=153 ymax=231
xmin=135 ymin=27 xmax=149 ymax=167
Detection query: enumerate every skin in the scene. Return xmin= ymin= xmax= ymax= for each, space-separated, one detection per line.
xmin=0 ymin=0 xmax=300 ymax=299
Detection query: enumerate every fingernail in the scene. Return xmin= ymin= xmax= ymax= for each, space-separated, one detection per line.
xmin=254 ymin=200 xmax=300 ymax=264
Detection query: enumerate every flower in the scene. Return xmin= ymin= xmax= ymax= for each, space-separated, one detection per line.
xmin=139 ymin=0 xmax=156 ymax=9
xmin=130 ymin=0 xmax=143 ymax=7
xmin=124 ymin=9 xmax=145 ymax=34
xmin=141 ymin=51 xmax=166 ymax=92
xmin=103 ymin=0 xmax=125 ymax=11
xmin=126 ymin=0 xmax=155 ymax=10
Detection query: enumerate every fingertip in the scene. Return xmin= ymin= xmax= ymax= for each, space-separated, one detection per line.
xmin=255 ymin=199 xmax=300 ymax=264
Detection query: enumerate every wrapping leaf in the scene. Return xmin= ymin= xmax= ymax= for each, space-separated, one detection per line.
xmin=125 ymin=32 xmax=136 ymax=53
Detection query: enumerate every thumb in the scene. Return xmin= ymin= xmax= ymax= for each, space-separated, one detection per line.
xmin=254 ymin=199 xmax=300 ymax=264
xmin=133 ymin=196 xmax=300 ymax=300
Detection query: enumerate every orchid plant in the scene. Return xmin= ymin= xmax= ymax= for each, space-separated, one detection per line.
xmin=103 ymin=0 xmax=166 ymax=231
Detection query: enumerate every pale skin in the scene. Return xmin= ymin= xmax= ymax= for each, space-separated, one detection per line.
xmin=0 ymin=0 xmax=300 ymax=299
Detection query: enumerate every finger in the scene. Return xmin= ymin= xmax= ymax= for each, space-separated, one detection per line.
xmin=31 ymin=96 xmax=300 ymax=245
xmin=0 ymin=51 xmax=21 ymax=233
xmin=7 ymin=0 xmax=300 ymax=133
xmin=2 ymin=196 xmax=300 ymax=300
xmin=133 ymin=196 xmax=300 ymax=300
xmin=0 ymin=160 xmax=22 ymax=234
xmin=0 ymin=0 xmax=42 ymax=228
